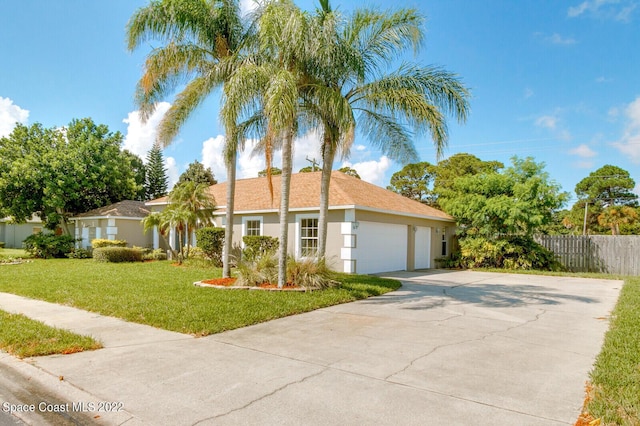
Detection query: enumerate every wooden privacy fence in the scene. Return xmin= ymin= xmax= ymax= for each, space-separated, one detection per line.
xmin=535 ymin=235 xmax=640 ymax=275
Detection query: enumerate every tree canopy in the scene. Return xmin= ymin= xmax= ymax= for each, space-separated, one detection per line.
xmin=438 ymin=157 xmax=568 ymax=238
xmin=387 ymin=162 xmax=434 ymax=204
xmin=0 ymin=118 xmax=142 ymax=233
xmin=575 ymin=164 xmax=637 ymax=207
xmin=177 ymin=160 xmax=217 ymax=187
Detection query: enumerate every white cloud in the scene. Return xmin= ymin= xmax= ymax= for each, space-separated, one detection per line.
xmin=523 ymin=88 xmax=534 ymax=100
xmin=568 ymin=0 xmax=636 ymax=21
xmin=612 ymin=96 xmax=640 ymax=163
xmin=342 ymin=156 xmax=391 ymax=186
xmin=354 ymin=144 xmax=367 ymax=151
xmin=546 ymin=33 xmax=577 ymax=45
xmin=535 ymin=114 xmax=572 ymax=141
xmin=535 ymin=115 xmax=558 ymax=130
xmin=569 ymin=144 xmax=598 ymax=158
xmin=634 ymin=183 xmax=640 ymax=197
xmin=165 ymin=156 xmax=179 ymax=190
xmin=0 ymin=97 xmax=29 ymax=137
xmin=122 ymin=102 xmax=171 ymax=159
xmin=201 ymin=130 xmax=323 ymax=181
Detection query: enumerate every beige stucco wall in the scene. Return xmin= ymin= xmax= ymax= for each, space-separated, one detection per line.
xmin=0 ymin=222 xmax=45 ymax=248
xmin=74 ymin=218 xmax=152 ymax=248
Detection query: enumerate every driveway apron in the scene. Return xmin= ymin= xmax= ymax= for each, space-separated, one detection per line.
xmin=0 ymin=270 xmax=621 ymax=425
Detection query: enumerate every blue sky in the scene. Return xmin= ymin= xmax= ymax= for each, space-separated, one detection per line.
xmin=1 ymin=0 xmax=638 ymax=207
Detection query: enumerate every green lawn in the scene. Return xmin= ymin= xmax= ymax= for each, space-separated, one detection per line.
xmin=0 ymin=258 xmax=400 ymax=336
xmin=584 ymin=276 xmax=640 ymax=425
xmin=0 ymin=310 xmax=102 ymax=358
xmin=0 ymin=248 xmax=31 ymax=260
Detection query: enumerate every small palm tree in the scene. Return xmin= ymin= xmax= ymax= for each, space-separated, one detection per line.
xmin=168 ymin=180 xmax=217 ymax=256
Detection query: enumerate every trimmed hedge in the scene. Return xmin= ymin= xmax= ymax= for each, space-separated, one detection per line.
xmin=93 ymin=247 xmax=143 ymax=263
xmin=242 ymin=235 xmax=279 ymax=260
xmin=196 ymin=227 xmax=225 ymax=266
xmin=91 ymin=239 xmax=127 ymax=248
xmin=0 ymin=242 xmax=4 ymax=249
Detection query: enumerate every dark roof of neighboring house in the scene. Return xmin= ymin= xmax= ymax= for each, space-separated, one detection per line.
xmin=73 ymin=200 xmax=150 ymax=219
xmin=148 ymin=171 xmax=453 ymax=221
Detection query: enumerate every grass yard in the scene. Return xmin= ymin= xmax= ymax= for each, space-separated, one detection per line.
xmin=0 ymin=310 xmax=102 ymax=358
xmin=581 ymin=275 xmax=640 ymax=425
xmin=0 ymin=258 xmax=400 ymax=336
xmin=0 ymin=248 xmax=31 ymax=260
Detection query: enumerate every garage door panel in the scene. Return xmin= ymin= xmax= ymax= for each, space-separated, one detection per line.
xmin=355 ymin=222 xmax=407 ymax=274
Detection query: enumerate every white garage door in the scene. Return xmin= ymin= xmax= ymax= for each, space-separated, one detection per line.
xmin=355 ymin=222 xmax=407 ymax=274
xmin=414 ymin=226 xmax=431 ymax=269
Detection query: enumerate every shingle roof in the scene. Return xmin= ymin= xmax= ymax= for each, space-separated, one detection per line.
xmin=148 ymin=172 xmax=453 ymax=221
xmin=73 ymin=200 xmax=150 ymax=219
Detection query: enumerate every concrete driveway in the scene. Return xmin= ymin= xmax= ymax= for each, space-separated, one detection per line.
xmin=0 ymin=270 xmax=621 ymax=425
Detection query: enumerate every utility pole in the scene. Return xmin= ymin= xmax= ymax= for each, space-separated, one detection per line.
xmin=306 ymin=156 xmax=319 ymax=172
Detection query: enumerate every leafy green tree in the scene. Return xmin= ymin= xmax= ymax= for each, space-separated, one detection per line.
xmin=439 ymin=157 xmax=568 ymax=238
xmin=0 ymin=119 xmax=140 ymax=234
xmin=387 ymin=162 xmax=434 ymax=204
xmin=575 ymin=165 xmax=637 ymax=207
xmin=306 ymin=2 xmax=471 ymax=259
xmin=127 ymin=0 xmax=249 ymax=278
xmin=338 ymin=167 xmax=360 ymax=179
xmin=258 ymin=167 xmax=282 ymax=177
xmin=144 ymin=143 xmax=168 ymax=200
xmin=177 ymin=160 xmax=217 ymax=186
xmin=121 ymin=150 xmax=147 ymax=201
xmin=432 ymin=153 xmax=503 ymax=201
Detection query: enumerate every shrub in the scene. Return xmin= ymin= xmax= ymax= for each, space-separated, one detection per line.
xmin=91 ymin=239 xmax=127 ymax=248
xmin=236 ymin=249 xmax=278 ymax=286
xmin=66 ymin=248 xmax=92 ymax=259
xmin=142 ymin=248 xmax=167 ymax=261
xmin=23 ymin=233 xmax=76 ymax=259
xmin=452 ymin=235 xmax=561 ymax=270
xmin=0 ymin=242 xmax=5 ymax=249
xmin=242 ymin=236 xmax=279 ymax=260
xmin=287 ymin=257 xmax=339 ymax=290
xmin=93 ymin=247 xmax=143 ymax=263
xmin=195 ymin=227 xmax=225 ymax=266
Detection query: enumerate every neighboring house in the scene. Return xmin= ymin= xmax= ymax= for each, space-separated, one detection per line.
xmin=69 ymin=200 xmax=152 ymax=249
xmin=147 ymin=171 xmax=455 ymax=274
xmin=0 ymin=215 xmax=46 ymax=248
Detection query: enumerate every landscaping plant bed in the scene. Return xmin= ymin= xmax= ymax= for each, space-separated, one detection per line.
xmin=194 ymin=278 xmax=305 ymax=291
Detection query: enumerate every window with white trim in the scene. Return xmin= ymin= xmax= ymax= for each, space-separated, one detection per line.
xmin=300 ymin=218 xmax=319 ymax=257
xmin=245 ymin=220 xmax=261 ymax=236
xmin=441 ymin=229 xmax=447 ymax=256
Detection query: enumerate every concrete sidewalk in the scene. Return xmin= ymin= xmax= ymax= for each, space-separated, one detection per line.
xmin=0 ymin=271 xmax=622 ymax=425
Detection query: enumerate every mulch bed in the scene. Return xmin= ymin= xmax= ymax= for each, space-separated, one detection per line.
xmin=194 ymin=277 xmax=305 ymax=291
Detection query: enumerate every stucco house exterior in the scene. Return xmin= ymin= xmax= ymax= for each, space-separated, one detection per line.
xmin=147 ymin=171 xmax=455 ymax=274
xmin=69 ymin=200 xmax=152 ymax=249
xmin=0 ymin=215 xmax=46 ymax=248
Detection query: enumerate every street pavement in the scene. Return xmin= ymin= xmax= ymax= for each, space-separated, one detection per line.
xmin=0 ymin=270 xmax=622 ymax=425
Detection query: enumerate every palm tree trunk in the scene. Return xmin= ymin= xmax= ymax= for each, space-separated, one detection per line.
xmin=278 ymin=130 xmax=294 ymax=288
xmin=317 ymin=136 xmax=335 ymax=259
xmin=223 ymin=149 xmax=236 ymax=278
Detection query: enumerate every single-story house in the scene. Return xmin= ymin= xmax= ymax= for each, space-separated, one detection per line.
xmin=0 ymin=215 xmax=46 ymax=248
xmin=147 ymin=171 xmax=455 ymax=274
xmin=69 ymin=200 xmax=152 ymax=249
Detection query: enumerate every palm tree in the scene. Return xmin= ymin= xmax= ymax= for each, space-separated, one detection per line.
xmin=598 ymin=206 xmax=638 ymax=235
xmin=126 ymin=0 xmax=249 ymax=277
xmin=223 ymin=0 xmax=312 ymax=288
xmin=168 ymin=180 xmax=217 ymax=256
xmin=306 ymin=2 xmax=471 ymax=259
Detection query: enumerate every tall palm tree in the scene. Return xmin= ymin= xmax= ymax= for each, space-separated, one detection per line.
xmin=223 ymin=0 xmax=312 ymax=288
xmin=307 ymin=2 xmax=471 ymax=259
xmin=126 ymin=0 xmax=249 ymax=277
